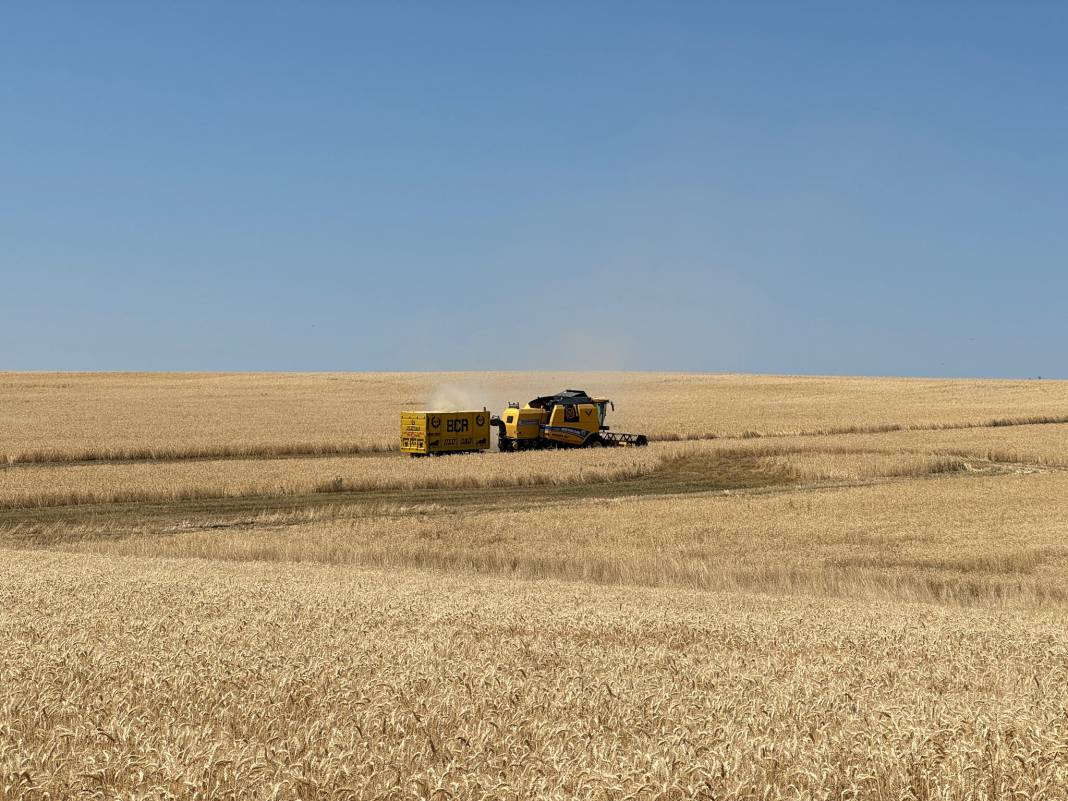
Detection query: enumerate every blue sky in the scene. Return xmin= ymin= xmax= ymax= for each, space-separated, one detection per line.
xmin=2 ymin=3 xmax=1065 ymax=376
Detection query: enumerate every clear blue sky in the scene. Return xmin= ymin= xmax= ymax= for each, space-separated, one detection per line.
xmin=2 ymin=3 xmax=1065 ymax=376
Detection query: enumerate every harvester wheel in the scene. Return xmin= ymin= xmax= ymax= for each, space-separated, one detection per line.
xmin=498 ymin=436 xmax=514 ymax=453
xmin=585 ymin=434 xmax=604 ymax=448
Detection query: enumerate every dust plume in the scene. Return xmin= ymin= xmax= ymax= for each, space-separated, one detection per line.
xmin=427 ymin=384 xmax=492 ymax=412
xmin=424 ymin=381 xmax=521 ymax=450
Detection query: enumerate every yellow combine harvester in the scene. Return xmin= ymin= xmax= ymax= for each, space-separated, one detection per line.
xmin=492 ymin=389 xmax=648 ymax=451
xmin=400 ymin=389 xmax=647 ymax=455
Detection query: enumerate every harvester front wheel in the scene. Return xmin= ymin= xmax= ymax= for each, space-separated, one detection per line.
xmin=498 ymin=436 xmax=514 ymax=453
xmin=585 ymin=434 xmax=604 ymax=448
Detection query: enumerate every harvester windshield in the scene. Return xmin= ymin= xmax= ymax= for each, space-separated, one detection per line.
xmin=527 ymin=389 xmax=594 ymax=409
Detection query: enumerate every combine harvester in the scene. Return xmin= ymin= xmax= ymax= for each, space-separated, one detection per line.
xmin=400 ymin=389 xmax=648 ymax=456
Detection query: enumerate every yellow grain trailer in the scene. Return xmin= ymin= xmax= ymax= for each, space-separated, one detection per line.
xmin=400 ymin=410 xmax=491 ymax=456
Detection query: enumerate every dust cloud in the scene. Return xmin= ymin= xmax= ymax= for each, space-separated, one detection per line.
xmin=426 ymin=382 xmax=516 ymax=450
xmin=426 ymin=383 xmax=518 ymax=414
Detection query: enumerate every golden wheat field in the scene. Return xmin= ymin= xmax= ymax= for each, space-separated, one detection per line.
xmin=3 ymin=372 xmax=1068 ymax=462
xmin=2 ymin=372 xmax=1068 ymax=800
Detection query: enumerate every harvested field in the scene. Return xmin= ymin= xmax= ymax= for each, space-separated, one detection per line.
xmin=2 ymin=372 xmax=1068 ymax=800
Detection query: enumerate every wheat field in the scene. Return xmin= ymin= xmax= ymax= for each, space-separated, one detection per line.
xmin=3 ymin=372 xmax=1068 ymax=462
xmin=2 ymin=372 xmax=1068 ymax=800
xmin=0 ymin=445 xmax=683 ymax=510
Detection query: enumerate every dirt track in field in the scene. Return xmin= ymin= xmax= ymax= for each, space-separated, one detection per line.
xmin=0 ymin=451 xmax=1023 ymax=548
